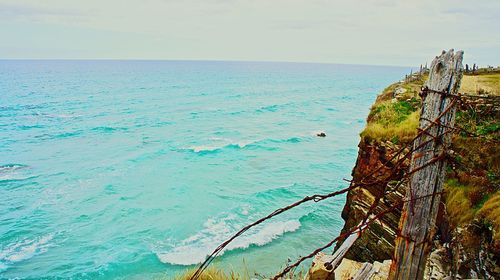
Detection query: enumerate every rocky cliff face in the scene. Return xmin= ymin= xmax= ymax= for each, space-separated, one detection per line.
xmin=337 ymin=109 xmax=499 ymax=279
xmin=338 ymin=139 xmax=408 ymax=262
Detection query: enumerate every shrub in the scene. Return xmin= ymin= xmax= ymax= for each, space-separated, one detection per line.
xmin=444 ymin=180 xmax=476 ymax=227
xmin=362 ymin=109 xmax=419 ymax=143
xmin=477 ymin=192 xmax=500 ymax=240
xmin=172 ymin=267 xmax=239 ymax=280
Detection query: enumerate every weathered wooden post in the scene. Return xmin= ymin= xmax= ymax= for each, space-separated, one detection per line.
xmin=306 ymin=223 xmax=367 ymax=280
xmin=389 ymin=49 xmax=464 ymax=280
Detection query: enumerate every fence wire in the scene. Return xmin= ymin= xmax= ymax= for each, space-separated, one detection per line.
xmin=189 ymin=89 xmax=497 ymax=280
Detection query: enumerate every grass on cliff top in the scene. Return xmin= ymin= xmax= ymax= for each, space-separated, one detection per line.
xmin=461 ymin=73 xmax=500 ymax=95
xmin=361 ymin=107 xmax=419 ymax=143
xmin=360 ymin=71 xmax=500 ymax=143
xmin=363 ymin=70 xmax=500 ymax=242
xmin=360 ymin=76 xmax=423 ymax=143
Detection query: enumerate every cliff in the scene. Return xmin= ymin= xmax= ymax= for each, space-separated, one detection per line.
xmin=337 ymin=70 xmax=500 ymax=279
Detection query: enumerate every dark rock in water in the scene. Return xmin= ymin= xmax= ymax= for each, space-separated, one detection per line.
xmin=317 ymin=132 xmax=326 ymax=137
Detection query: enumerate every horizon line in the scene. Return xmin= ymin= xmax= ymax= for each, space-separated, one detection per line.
xmin=0 ymin=58 xmax=417 ymax=69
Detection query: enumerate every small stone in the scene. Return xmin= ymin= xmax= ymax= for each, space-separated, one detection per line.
xmin=393 ymin=86 xmax=408 ymax=99
xmin=317 ymin=132 xmax=326 ymax=137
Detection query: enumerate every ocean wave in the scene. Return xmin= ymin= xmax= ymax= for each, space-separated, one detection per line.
xmin=267 ymin=136 xmax=303 ymax=144
xmin=32 ymin=112 xmax=81 ymax=119
xmin=187 ymin=136 xmax=306 ymax=154
xmin=187 ymin=137 xmax=259 ymax=154
xmin=255 ymin=103 xmax=292 ymax=113
xmin=33 ymin=130 xmax=83 ymax=141
xmin=256 ymin=104 xmax=280 ymax=113
xmin=18 ymin=124 xmax=45 ymax=130
xmin=156 ymin=217 xmax=300 ymax=266
xmin=0 ymin=234 xmax=54 ymax=272
xmin=0 ymin=164 xmax=33 ymax=182
xmin=188 ymin=141 xmax=254 ymax=153
xmin=189 ymin=145 xmax=222 ymax=153
xmin=253 ymin=184 xmax=301 ymax=200
xmin=91 ymin=126 xmax=129 ymax=133
xmin=0 ymin=164 xmax=27 ymax=173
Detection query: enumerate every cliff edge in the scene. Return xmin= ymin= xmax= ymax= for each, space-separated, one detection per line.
xmin=337 ymin=69 xmax=500 ymax=279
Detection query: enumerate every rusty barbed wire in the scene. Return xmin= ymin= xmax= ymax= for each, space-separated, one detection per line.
xmin=273 ymin=191 xmax=445 ymax=280
xmin=420 ymin=116 xmax=499 ymax=144
xmin=190 ymin=88 xmax=494 ymax=280
xmin=188 ymin=184 xmax=359 ymax=280
xmin=274 ymin=97 xmax=461 ymax=278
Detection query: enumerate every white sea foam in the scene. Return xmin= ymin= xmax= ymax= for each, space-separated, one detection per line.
xmin=0 ymin=234 xmax=54 ymax=272
xmin=189 ymin=139 xmax=257 ymax=153
xmin=156 ymin=218 xmax=300 ymax=265
xmin=188 ymin=135 xmax=311 ymax=153
xmin=190 ymin=145 xmax=222 ymax=153
xmin=0 ymin=164 xmax=31 ymax=181
xmin=0 ymin=174 xmax=31 ymax=181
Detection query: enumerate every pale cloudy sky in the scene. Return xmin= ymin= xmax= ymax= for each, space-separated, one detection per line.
xmin=1 ymin=0 xmax=499 ymax=66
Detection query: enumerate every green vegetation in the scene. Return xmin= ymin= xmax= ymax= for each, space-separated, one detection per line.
xmin=362 ymin=70 xmax=500 ymax=241
xmin=361 ymin=77 xmax=422 ymax=143
xmin=477 ymin=192 xmax=500 ymax=240
xmin=446 ymin=104 xmax=499 ymax=234
xmin=444 ymin=179 xmax=484 ymax=227
xmin=361 ymin=108 xmax=419 ymax=143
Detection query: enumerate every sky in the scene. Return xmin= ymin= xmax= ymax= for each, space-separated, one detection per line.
xmin=1 ymin=0 xmax=499 ymax=66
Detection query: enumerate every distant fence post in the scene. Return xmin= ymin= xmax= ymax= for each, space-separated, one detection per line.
xmin=389 ymin=49 xmax=464 ymax=280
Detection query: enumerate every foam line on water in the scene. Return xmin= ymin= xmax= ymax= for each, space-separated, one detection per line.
xmin=156 ymin=218 xmax=300 ymax=266
xmin=0 ymin=234 xmax=55 ymax=272
xmin=186 ymin=136 xmax=309 ymax=153
xmin=0 ymin=164 xmax=33 ymax=182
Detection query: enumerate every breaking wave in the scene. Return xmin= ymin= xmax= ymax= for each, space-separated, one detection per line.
xmin=186 ymin=136 xmax=307 ymax=154
xmin=0 ymin=234 xmax=55 ymax=272
xmin=156 ymin=217 xmax=300 ymax=265
xmin=0 ymin=164 xmax=32 ymax=182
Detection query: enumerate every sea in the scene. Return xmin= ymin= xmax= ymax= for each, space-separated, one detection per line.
xmin=0 ymin=60 xmax=409 ymax=279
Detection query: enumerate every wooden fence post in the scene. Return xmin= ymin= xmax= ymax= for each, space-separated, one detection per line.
xmin=306 ymin=222 xmax=367 ymax=280
xmin=389 ymin=49 xmax=464 ymax=280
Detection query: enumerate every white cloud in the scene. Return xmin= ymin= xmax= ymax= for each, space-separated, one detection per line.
xmin=0 ymin=0 xmax=498 ymax=66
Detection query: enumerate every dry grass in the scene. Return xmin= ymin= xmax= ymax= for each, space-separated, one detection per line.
xmin=361 ymin=75 xmax=424 ymax=143
xmin=477 ymin=191 xmax=500 ymax=240
xmin=444 ymin=180 xmax=500 ymax=239
xmin=171 ymin=267 xmax=243 ymax=280
xmin=361 ymin=110 xmax=419 ymax=143
xmin=170 ymin=266 xmax=304 ymax=280
xmin=365 ymin=70 xmax=499 ymax=243
xmin=361 ymin=97 xmax=420 ymax=143
xmin=364 ymin=72 xmax=499 ymax=144
xmin=444 ymin=107 xmax=499 ymax=240
xmin=444 ymin=180 xmax=476 ymax=227
xmin=460 ymin=73 xmax=500 ymax=95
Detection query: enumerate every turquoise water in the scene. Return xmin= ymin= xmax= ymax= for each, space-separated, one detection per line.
xmin=0 ymin=60 xmax=408 ymax=279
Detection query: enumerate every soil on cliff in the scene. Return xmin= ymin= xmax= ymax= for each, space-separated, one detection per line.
xmin=338 ymin=68 xmax=500 ymax=279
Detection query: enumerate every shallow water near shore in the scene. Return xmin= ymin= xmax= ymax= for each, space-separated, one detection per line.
xmin=0 ymin=60 xmax=408 ymax=279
